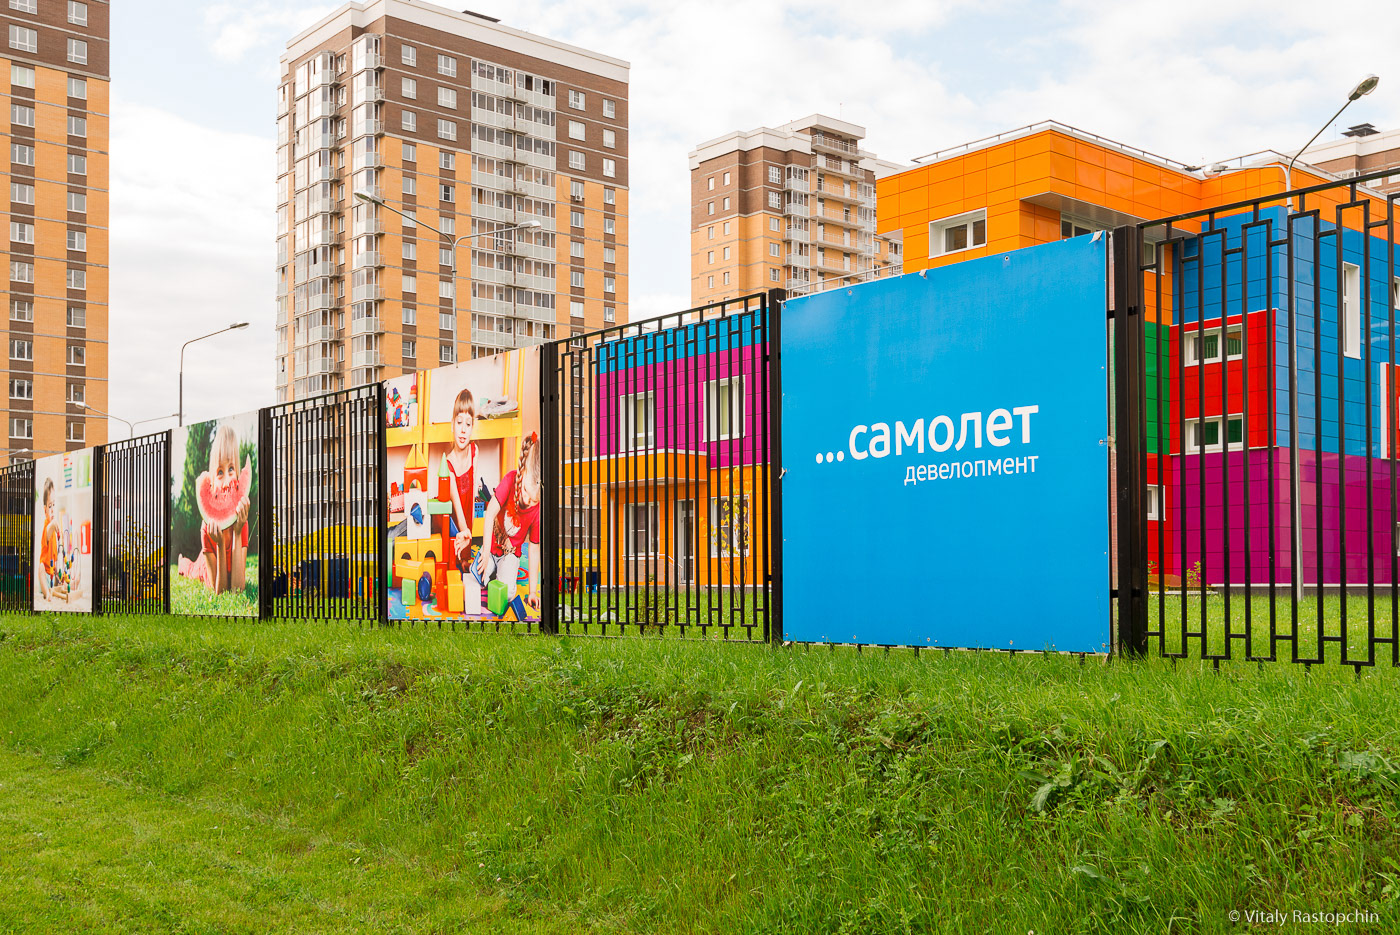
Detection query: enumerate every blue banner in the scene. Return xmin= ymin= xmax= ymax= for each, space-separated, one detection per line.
xmin=782 ymin=237 xmax=1110 ymax=650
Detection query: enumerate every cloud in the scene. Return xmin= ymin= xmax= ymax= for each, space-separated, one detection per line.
xmin=108 ymin=97 xmax=275 ymax=429
xmin=204 ymin=2 xmax=337 ymax=63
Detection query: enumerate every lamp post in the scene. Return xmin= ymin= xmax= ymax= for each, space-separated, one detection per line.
xmin=354 ymin=190 xmax=541 ymax=354
xmin=1282 ymin=75 xmax=1379 ymax=596
xmin=179 ymin=323 xmax=249 ymax=426
xmin=74 ymin=401 xmax=134 ymax=440
xmin=7 ymin=447 xmax=31 ymax=465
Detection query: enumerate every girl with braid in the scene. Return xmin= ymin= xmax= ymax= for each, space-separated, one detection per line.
xmin=473 ymin=432 xmax=542 ymax=614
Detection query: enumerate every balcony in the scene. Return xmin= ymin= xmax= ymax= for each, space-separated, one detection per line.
xmin=304 ymin=292 xmax=335 ymax=312
xmin=351 ymin=350 xmax=382 ymax=368
xmin=785 ymin=174 xmax=809 ymax=193
xmin=810 ymin=132 xmax=859 ymax=155
xmin=354 ymin=217 xmax=385 ymax=236
xmin=815 ymin=153 xmax=861 ymax=178
xmin=304 ymin=132 xmax=337 ymax=153
xmin=308 ymin=164 xmax=339 ymax=185
xmin=356 ymin=85 xmax=385 ymax=104
xmin=354 ymin=51 xmax=383 ymax=72
xmin=473 ymin=202 xmax=517 ymax=224
xmin=306 ymin=198 xmax=340 ymax=217
xmin=819 ymin=206 xmax=857 ymax=225
xmin=306 ymin=260 xmax=337 ymax=279
xmin=352 ymin=151 xmax=384 ymax=171
xmin=305 ymin=324 xmax=338 ymax=343
xmin=815 ymin=231 xmax=851 ymax=248
xmin=784 ymin=199 xmax=809 ymax=218
xmin=815 ymin=181 xmax=858 ymax=203
xmin=352 ymin=251 xmax=382 ymax=269
xmin=814 ymin=254 xmax=852 ymax=276
xmin=350 ymin=315 xmax=381 ymax=336
xmin=351 ymin=284 xmax=384 ymax=302
xmin=301 ymin=357 xmax=337 ymax=377
xmin=353 ymin=119 xmax=383 ymax=138
xmin=786 ymin=252 xmax=811 ymax=268
xmin=786 ymin=277 xmax=810 ymax=293
xmin=303 ymin=228 xmax=341 ymax=248
xmin=350 ymin=366 xmax=381 ymax=387
xmin=308 ymin=97 xmax=337 ymax=121
xmin=357 ymin=184 xmax=383 ymax=202
xmin=785 ymin=225 xmax=810 ymax=243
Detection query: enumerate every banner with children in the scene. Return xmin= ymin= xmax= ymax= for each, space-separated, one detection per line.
xmin=384 ymin=347 xmax=542 ymax=624
xmin=32 ymin=450 xmax=94 ymax=613
xmin=169 ymin=411 xmax=261 ymax=616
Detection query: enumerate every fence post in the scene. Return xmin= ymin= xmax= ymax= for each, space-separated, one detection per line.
xmin=92 ymin=445 xmax=104 ymax=616
xmin=766 ymin=288 xmax=785 ymax=645
xmin=375 ymin=382 xmax=389 ymax=627
xmin=257 ymin=408 xmax=273 ymax=621
xmin=1111 ymin=226 xmax=1148 ymax=656
xmin=162 ymin=431 xmax=172 ymax=615
xmin=539 ymin=340 xmax=560 ymax=636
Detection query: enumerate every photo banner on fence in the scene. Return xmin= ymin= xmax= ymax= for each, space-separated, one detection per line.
xmin=384 ymin=346 xmax=542 ymax=624
xmin=781 ymin=236 xmax=1111 ymax=650
xmin=33 ymin=449 xmax=94 ymax=613
xmin=169 ymin=412 xmax=261 ymax=616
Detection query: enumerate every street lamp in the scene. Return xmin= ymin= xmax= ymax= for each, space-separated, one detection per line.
xmin=354 ymin=190 xmax=541 ymax=352
xmin=7 ymin=447 xmax=31 ymax=465
xmin=179 ymin=322 xmax=249 ymax=426
xmin=74 ymin=401 xmax=134 ymax=440
xmin=1283 ymin=74 xmax=1380 ymax=204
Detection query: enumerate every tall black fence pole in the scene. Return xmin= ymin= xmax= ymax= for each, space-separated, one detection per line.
xmin=766 ymin=288 xmax=785 ymax=645
xmin=1112 ymin=226 xmax=1148 ymax=656
xmin=539 ymin=340 xmax=560 ymax=636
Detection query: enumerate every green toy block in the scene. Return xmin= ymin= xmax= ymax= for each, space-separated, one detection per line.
xmin=427 ymin=499 xmax=452 ymax=515
xmin=487 ymin=578 xmax=509 ymax=616
xmin=402 ymin=579 xmax=416 ymax=606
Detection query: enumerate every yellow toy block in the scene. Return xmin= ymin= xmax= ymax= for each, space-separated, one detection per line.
xmin=394 ymin=557 xmax=424 ymax=586
xmin=445 ymin=571 xmax=464 ymax=613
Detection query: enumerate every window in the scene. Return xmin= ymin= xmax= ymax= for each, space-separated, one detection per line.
xmin=9 ymin=0 xmax=36 ymax=14
xmin=603 ymin=187 xmax=615 ymax=205
xmin=1183 ymin=325 xmax=1243 ymax=366
xmin=569 ymin=150 xmax=585 ymax=170
xmin=602 ymin=158 xmax=616 ymax=178
xmin=402 ymin=77 xmax=417 ymax=98
xmin=10 ymin=221 xmax=32 ymax=244
xmin=604 ymin=276 xmax=615 ymax=294
xmin=402 ymin=306 xmax=416 ymax=325
xmin=440 ymin=151 xmax=455 ymax=170
xmin=1343 ymin=262 xmax=1361 ymax=359
xmin=401 ymin=44 xmax=417 ymax=66
xmin=402 ymin=142 xmax=416 ymax=162
xmin=768 ymin=191 xmax=781 ymax=209
xmin=439 ymin=311 xmax=455 ymax=330
xmin=723 ymin=246 xmax=731 ymax=260
xmin=402 ymin=274 xmax=417 ymax=292
xmin=707 ymin=202 xmax=715 ymax=216
xmin=604 ymin=246 xmax=615 ymax=264
xmin=769 ymin=243 xmax=780 ymax=257
xmin=620 ymin=391 xmax=655 ymax=452
xmin=929 ymin=209 xmax=987 ymax=256
xmin=568 ymin=89 xmax=585 ymax=110
xmin=603 ymin=98 xmax=615 ymax=118
xmin=10 ymin=261 xmax=32 ymax=283
xmin=9 ymin=26 xmax=37 ymax=53
xmin=770 ymin=268 xmax=780 ymax=282
xmin=570 ymin=299 xmax=584 ymax=318
xmin=10 ymin=64 xmax=33 ymax=88
xmin=67 ymin=422 xmax=84 ymax=443
xmin=66 ymin=305 xmax=84 ymax=327
xmin=68 ymin=153 xmax=86 ymax=174
xmin=67 ymin=230 xmax=85 ymax=251
xmin=439 ymin=183 xmax=455 ymax=203
xmin=67 ymin=268 xmax=86 ymax=290
xmin=67 ymin=191 xmax=86 ymax=212
xmin=769 ymin=166 xmax=781 ymax=184
xmin=603 ymin=129 xmax=615 ymax=149
xmin=438 ymin=86 xmax=457 ymax=109
xmin=723 ymin=222 xmax=731 ymax=235
xmin=67 ymin=345 xmax=85 ymax=366
xmin=403 ymin=339 xmax=416 ymax=358
xmin=707 ymin=226 xmax=714 ymax=240
xmin=9 ymin=378 xmax=31 ymax=399
xmin=707 ymin=275 xmax=714 ymax=288
xmin=12 ymin=182 xmax=34 ymax=204
xmin=11 ymin=142 xmax=34 ymax=165
xmin=705 ymin=376 xmax=744 ymax=441
xmin=66 ymin=383 xmax=83 ymax=403
xmin=1146 ymin=485 xmax=1162 ymax=521
xmin=570 ymin=179 xmax=585 ymax=200
xmin=568 ymin=120 xmax=585 ymax=140
xmin=604 ymin=306 xmax=615 ymax=322
xmin=1185 ymin=415 xmax=1244 ymax=453
xmin=401 ymin=111 xmax=417 ymax=132
xmin=570 ymin=210 xmax=584 ymax=228
xmin=68 ymin=1 xmax=88 ymax=26
xmin=11 ymin=300 xmax=32 ymax=321
xmin=67 ymin=38 xmax=87 ymax=65
xmin=402 ymin=175 xmax=417 ymax=195
xmin=604 ymin=218 xmax=615 ymax=235
xmin=440 ymin=344 xmax=455 ymax=364
xmin=722 ymin=197 xmax=730 ymax=210
xmin=10 ymin=339 xmax=32 ymax=360
xmin=67 ymin=115 xmax=87 ymax=137
xmin=723 ymin=271 xmax=730 ymax=285
xmin=723 ymin=171 xmax=731 ymax=185
xmin=624 ymin=502 xmax=658 ymax=556
xmin=570 ymin=239 xmax=585 ymax=258
xmin=67 ymin=76 xmax=86 ymax=99
xmin=707 ymin=250 xmax=715 ymax=264
xmin=437 ymin=54 xmax=456 ymax=77
xmin=570 ymin=270 xmax=584 ymax=288
xmin=9 ymin=418 xmax=31 ymax=439
xmin=708 ymin=177 xmax=715 ymax=191
xmin=438 ymin=247 xmax=452 ymax=266
xmin=402 ymin=241 xmax=416 ymax=261
xmin=437 ymin=119 xmax=457 ymax=141
xmin=709 ymin=496 xmax=750 ymax=558
xmin=12 ymin=103 xmax=33 ymax=127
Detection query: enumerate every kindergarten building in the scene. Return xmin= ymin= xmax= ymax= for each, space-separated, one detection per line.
xmin=875 ymin=121 xmax=1399 ymax=586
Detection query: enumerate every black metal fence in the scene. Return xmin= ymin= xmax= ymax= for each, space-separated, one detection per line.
xmin=97 ymin=433 xmax=169 ymax=615
xmin=543 ymin=291 xmax=780 ymax=641
xmin=263 ymin=384 xmax=382 ymax=623
xmin=0 ymin=459 xmax=34 ymax=611
xmin=1117 ymin=169 xmax=1400 ymax=667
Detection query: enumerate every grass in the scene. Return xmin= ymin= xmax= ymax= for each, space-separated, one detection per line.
xmin=168 ymin=556 xmax=260 ymax=617
xmin=1149 ymin=593 xmax=1399 ymax=665
xmin=2 ymin=613 xmax=1400 ymax=932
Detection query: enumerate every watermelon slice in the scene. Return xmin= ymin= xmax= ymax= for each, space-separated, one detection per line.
xmin=195 ymin=458 xmax=252 ymax=530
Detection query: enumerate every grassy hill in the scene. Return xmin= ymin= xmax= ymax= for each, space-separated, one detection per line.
xmin=1 ymin=613 xmax=1398 ymax=933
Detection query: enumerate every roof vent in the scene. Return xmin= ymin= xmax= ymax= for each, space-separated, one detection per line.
xmin=1343 ymin=123 xmax=1379 ymax=138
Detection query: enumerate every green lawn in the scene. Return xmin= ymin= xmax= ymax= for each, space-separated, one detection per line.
xmin=2 ymin=612 xmax=1400 ymax=932
xmin=168 ymin=555 xmax=261 ymax=617
xmin=1149 ymin=593 xmax=1399 ymax=665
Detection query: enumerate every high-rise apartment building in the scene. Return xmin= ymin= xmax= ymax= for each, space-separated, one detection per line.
xmin=277 ymin=0 xmax=628 ymax=402
xmin=2 ymin=0 xmax=107 ymax=461
xmin=687 ymin=115 xmax=902 ymax=306
xmin=1301 ymin=123 xmax=1400 ymax=196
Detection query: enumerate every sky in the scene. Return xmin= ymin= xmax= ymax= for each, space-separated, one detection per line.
xmin=107 ymin=0 xmax=1400 ymax=429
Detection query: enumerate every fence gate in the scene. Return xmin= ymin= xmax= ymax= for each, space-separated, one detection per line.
xmin=544 ymin=291 xmax=780 ymax=641
xmin=0 ymin=459 xmax=34 ymax=611
xmin=1119 ymin=170 xmax=1400 ymax=667
xmin=97 ymin=432 xmax=169 ymax=614
xmin=263 ymin=384 xmax=382 ymax=622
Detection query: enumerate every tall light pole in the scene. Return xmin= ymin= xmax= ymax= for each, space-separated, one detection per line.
xmin=74 ymin=401 xmax=134 ymax=440
xmin=354 ymin=190 xmax=541 ymax=353
xmin=1283 ymin=74 xmax=1380 ymax=596
xmin=7 ymin=447 xmax=31 ymax=465
xmin=179 ymin=322 xmax=249 ymax=426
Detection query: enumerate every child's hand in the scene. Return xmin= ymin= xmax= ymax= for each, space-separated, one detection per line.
xmin=202 ymin=518 xmax=220 ymax=541
xmin=233 ymin=497 xmax=249 ymax=532
xmin=524 ymin=593 xmax=539 ymax=612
